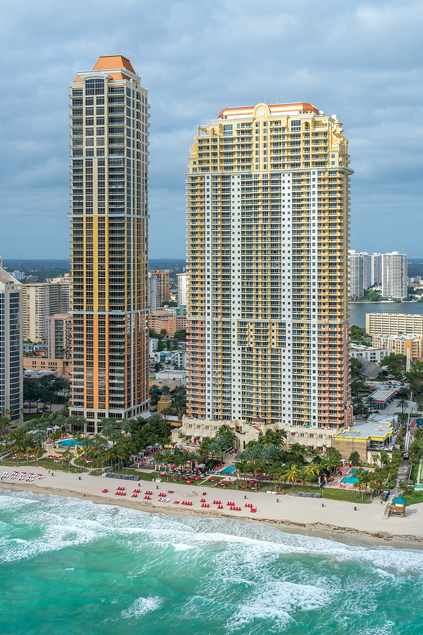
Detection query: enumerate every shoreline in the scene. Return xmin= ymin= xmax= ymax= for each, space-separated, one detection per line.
xmin=2 ymin=467 xmax=423 ymax=551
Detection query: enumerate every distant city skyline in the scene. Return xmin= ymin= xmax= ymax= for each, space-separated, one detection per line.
xmin=1 ymin=1 xmax=423 ymax=258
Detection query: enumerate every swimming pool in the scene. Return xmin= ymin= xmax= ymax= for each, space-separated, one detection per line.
xmin=340 ymin=476 xmax=358 ymax=484
xmin=220 ymin=466 xmax=236 ymax=475
xmin=60 ymin=439 xmax=78 ymax=447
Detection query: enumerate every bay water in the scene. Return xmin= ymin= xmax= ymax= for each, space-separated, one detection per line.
xmin=1 ymin=490 xmax=423 ymax=634
xmin=349 ymin=302 xmax=423 ymax=328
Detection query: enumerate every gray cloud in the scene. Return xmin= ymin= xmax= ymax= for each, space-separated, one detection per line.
xmin=0 ymin=0 xmax=422 ymax=258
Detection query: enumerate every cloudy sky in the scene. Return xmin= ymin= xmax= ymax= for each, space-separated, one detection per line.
xmin=0 ymin=0 xmax=422 ymax=259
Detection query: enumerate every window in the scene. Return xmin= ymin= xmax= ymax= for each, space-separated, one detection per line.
xmin=85 ymin=78 xmax=104 ymax=95
xmin=96 ymin=117 xmax=104 ymax=125
xmin=223 ymin=124 xmax=233 ymax=136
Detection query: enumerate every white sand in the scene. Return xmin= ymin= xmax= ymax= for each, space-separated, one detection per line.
xmin=1 ymin=464 xmax=422 ymax=549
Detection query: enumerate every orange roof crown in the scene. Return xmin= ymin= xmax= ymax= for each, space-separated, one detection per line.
xmin=92 ymin=55 xmax=135 ymax=73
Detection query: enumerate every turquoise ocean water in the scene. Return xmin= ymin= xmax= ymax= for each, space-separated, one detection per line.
xmin=1 ymin=489 xmax=423 ymax=635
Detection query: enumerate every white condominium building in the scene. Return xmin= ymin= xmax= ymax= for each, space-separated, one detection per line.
xmin=349 ymin=250 xmax=371 ymax=298
xmin=381 ymin=252 xmax=407 ymax=299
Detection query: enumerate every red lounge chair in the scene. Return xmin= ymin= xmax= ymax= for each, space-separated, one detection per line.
xmin=102 ymin=489 xmax=108 ymax=493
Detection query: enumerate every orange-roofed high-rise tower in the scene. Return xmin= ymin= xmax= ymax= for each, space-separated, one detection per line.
xmin=69 ymin=56 xmax=150 ymax=432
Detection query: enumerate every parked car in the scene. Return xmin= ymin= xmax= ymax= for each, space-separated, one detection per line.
xmin=403 ymin=452 xmax=409 ymax=460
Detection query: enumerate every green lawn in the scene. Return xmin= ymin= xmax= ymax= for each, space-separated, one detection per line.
xmin=410 ymin=461 xmax=420 ymax=482
xmin=23 ymin=413 xmax=43 ymax=421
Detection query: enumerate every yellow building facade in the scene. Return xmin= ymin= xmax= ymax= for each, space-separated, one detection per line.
xmin=186 ymin=102 xmax=353 ymax=429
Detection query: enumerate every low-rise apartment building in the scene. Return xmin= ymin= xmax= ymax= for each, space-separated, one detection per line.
xmin=350 ymin=343 xmax=389 ymax=364
xmin=23 ymin=357 xmax=72 ymax=378
xmin=332 ymin=420 xmax=396 ymax=463
xmin=366 ymin=312 xmax=423 ymax=336
xmin=150 ymin=310 xmax=187 ymax=336
xmin=372 ymin=334 xmax=423 ymax=361
xmin=172 ymin=416 xmax=275 ymax=449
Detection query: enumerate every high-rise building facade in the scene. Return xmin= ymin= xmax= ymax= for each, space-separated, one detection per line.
xmin=148 ymin=272 xmax=159 ymax=311
xmin=47 ymin=314 xmax=72 ymax=359
xmin=348 ymin=250 xmax=371 ymax=298
xmin=150 ymin=271 xmax=169 ymax=306
xmin=0 ymin=257 xmax=23 ymax=426
xmin=177 ymin=272 xmax=187 ymax=305
xmin=22 ymin=281 xmax=70 ymax=342
xmin=371 ymin=253 xmax=382 ymax=286
xmin=186 ymin=103 xmax=353 ymax=429
xmin=381 ymin=252 xmax=407 ymax=299
xmin=69 ymin=56 xmax=149 ymax=431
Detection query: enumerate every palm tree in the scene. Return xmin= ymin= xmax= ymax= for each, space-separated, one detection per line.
xmin=304 ymin=464 xmax=321 ymax=486
xmin=354 ymin=467 xmax=369 ymax=500
xmin=268 ymin=465 xmax=282 ymax=491
xmin=397 ymin=398 xmax=408 ymax=414
xmin=283 ymin=465 xmax=300 ymax=491
xmin=366 ymin=397 xmax=377 ymax=411
xmin=235 ymin=459 xmax=250 ymax=487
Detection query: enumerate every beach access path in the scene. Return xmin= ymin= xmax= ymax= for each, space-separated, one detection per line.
xmin=1 ymin=464 xmax=422 ymax=549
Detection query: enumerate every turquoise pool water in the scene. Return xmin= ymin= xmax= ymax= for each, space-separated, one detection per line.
xmin=1 ymin=489 xmax=423 ymax=634
xmin=220 ymin=465 xmax=236 ymax=474
xmin=60 ymin=439 xmax=77 ymax=447
xmin=340 ymin=476 xmax=358 ymax=484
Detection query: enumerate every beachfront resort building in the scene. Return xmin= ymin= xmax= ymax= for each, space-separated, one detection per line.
xmin=332 ymin=420 xmax=396 ymax=463
xmin=68 ymin=55 xmax=150 ymax=432
xmin=185 ymin=102 xmax=353 ymax=431
xmin=366 ymin=313 xmax=423 ymax=337
xmin=0 ymin=257 xmax=23 ymax=427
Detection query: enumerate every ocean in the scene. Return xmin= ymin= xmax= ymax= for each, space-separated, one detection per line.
xmin=1 ymin=489 xmax=423 ymax=635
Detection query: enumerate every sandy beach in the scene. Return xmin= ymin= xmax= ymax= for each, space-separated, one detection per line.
xmin=1 ymin=463 xmax=422 ymax=550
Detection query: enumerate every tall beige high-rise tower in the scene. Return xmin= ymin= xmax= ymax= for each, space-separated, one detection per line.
xmin=69 ymin=56 xmax=150 ymax=433
xmin=186 ymin=103 xmax=353 ymax=431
